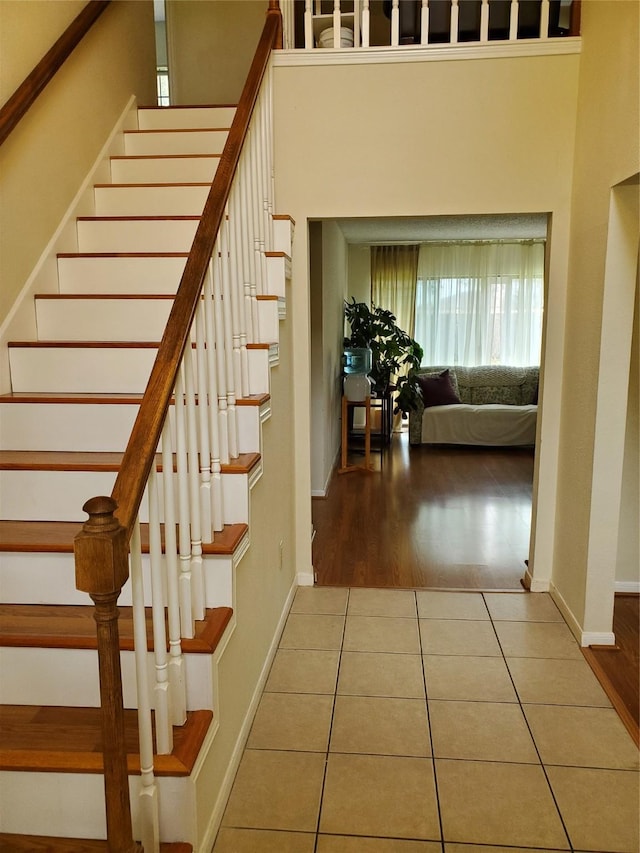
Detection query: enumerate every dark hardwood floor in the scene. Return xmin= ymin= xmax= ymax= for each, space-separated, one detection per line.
xmin=312 ymin=431 xmax=534 ymax=589
xmin=312 ymin=431 xmax=639 ymax=744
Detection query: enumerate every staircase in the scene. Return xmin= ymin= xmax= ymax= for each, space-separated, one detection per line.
xmin=0 ymin=99 xmax=293 ymax=850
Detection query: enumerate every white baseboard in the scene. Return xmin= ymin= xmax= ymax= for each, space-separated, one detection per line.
xmin=615 ymin=581 xmax=640 ymax=593
xmin=522 ymin=567 xmax=551 ymax=592
xmin=198 ymin=576 xmax=299 ymax=853
xmin=297 ymin=570 xmax=315 ymax=587
xmin=549 ymin=583 xmax=615 ymax=647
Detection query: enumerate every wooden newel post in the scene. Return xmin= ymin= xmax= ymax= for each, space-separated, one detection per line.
xmin=74 ymin=496 xmax=143 ymax=853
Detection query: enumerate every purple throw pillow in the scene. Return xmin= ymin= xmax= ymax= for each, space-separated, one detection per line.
xmin=417 ymin=369 xmax=461 ymax=408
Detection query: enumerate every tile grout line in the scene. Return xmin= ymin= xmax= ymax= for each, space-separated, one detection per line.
xmin=417 ymin=590 xmax=447 ymax=852
xmin=484 ymin=590 xmax=576 ymax=853
xmin=312 ymin=589 xmax=351 ymax=852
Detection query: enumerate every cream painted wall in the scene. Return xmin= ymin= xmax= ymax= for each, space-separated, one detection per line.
xmin=552 ymin=0 xmax=639 ymax=634
xmin=0 ymin=0 xmax=156 ymax=328
xmin=273 ymin=48 xmax=580 ymax=595
xmin=616 ymin=273 xmax=639 ymax=586
xmin=310 ymin=221 xmax=349 ymax=495
xmin=348 ymin=244 xmax=372 ymax=305
xmin=167 ymin=0 xmax=266 ymax=105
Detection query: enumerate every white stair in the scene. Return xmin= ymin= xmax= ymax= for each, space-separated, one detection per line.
xmin=0 ymin=101 xmax=293 ymax=845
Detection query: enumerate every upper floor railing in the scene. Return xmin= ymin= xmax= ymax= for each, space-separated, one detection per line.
xmin=280 ymin=0 xmax=580 ymax=50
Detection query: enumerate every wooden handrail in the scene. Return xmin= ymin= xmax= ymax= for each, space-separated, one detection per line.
xmin=110 ymin=0 xmax=282 ymax=540
xmin=0 ymin=1 xmax=111 ymax=147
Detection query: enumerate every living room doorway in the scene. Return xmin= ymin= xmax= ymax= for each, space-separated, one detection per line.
xmin=309 ymin=213 xmax=547 ymax=590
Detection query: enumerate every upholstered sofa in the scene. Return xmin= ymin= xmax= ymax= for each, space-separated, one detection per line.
xmin=409 ymin=365 xmax=539 ymax=447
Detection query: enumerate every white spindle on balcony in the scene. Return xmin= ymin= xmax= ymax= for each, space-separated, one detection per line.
xmin=480 ymin=0 xmax=490 ymax=42
xmin=362 ymin=0 xmax=370 ymax=46
xmin=509 ymin=0 xmax=519 ymax=40
xmin=333 ymin=0 xmax=341 ymax=47
xmin=391 ymin=0 xmax=399 ymax=46
xmin=540 ymin=0 xmax=550 ymax=38
xmin=450 ymin=0 xmax=459 ymax=43
xmin=304 ymin=0 xmax=313 ymax=47
xmin=420 ymin=0 xmax=429 ymax=45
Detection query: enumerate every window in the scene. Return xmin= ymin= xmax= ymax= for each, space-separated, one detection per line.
xmin=414 ymin=241 xmax=544 ymax=367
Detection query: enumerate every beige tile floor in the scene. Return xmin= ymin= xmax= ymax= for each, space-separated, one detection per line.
xmin=214 ymin=588 xmax=639 ymax=853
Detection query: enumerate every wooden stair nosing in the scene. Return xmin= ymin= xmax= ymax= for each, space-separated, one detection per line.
xmin=109 ymin=153 xmax=221 ymax=161
xmin=0 ymin=520 xmax=248 ymax=555
xmin=124 ymin=127 xmax=231 ymax=134
xmin=93 ymin=181 xmax=212 ymax=189
xmin=0 ymin=604 xmax=233 ymax=654
xmin=76 ymin=215 xmax=201 ymax=223
xmin=0 ymin=705 xmax=212 ymax=776
xmin=0 ymin=391 xmax=269 ymax=406
xmin=0 ymin=835 xmax=192 ymax=852
xmin=0 ymin=449 xmax=261 ymax=475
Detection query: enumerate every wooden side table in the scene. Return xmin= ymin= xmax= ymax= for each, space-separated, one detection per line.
xmin=339 ymin=395 xmax=374 ymax=474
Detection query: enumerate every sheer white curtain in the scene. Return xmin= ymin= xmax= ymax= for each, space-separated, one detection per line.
xmin=414 ymin=240 xmax=544 ymax=366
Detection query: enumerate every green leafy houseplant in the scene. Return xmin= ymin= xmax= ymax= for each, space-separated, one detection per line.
xmin=343 ymin=298 xmax=424 ymax=414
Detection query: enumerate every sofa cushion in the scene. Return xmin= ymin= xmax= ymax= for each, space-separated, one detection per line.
xmin=417 ymin=369 xmax=461 ymax=408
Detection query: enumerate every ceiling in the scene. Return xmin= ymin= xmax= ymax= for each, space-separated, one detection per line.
xmin=335 ymin=213 xmax=548 ymax=245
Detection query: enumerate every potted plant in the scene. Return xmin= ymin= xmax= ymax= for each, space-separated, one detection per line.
xmin=343 ymin=298 xmax=424 ymax=415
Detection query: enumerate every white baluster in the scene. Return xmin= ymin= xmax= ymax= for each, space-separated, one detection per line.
xmin=220 ymin=214 xmax=239 ymax=459
xmin=238 ymin=153 xmax=256 ymax=345
xmin=183 ymin=343 xmax=205 ymax=618
xmin=174 ymin=367 xmax=195 ymax=638
xmin=204 ymin=264 xmax=224 ymax=531
xmin=229 ymin=187 xmax=248 ymax=400
xmin=509 ymin=0 xmax=519 ymax=40
xmin=480 ymin=0 xmax=489 ymax=41
xmin=362 ymin=0 xmax=370 ymax=47
xmin=212 ymin=249 xmax=230 ymax=465
xmin=540 ymin=0 xmax=550 ymax=38
xmin=391 ymin=0 xmax=399 ymax=46
xmin=147 ymin=466 xmax=173 ymax=754
xmin=450 ymin=0 xmax=459 ymax=43
xmin=333 ymin=0 xmax=341 ymax=47
xmin=304 ymin=0 xmax=313 ymax=48
xmin=420 ymin=0 xmax=429 ymax=45
xmin=161 ymin=417 xmax=187 ymax=725
xmin=195 ymin=301 xmax=213 ymax=541
xmin=130 ymin=520 xmax=160 ymax=853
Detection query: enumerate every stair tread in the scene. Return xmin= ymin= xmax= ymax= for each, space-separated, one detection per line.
xmin=0 ymin=519 xmax=248 ymax=555
xmin=0 ymin=705 xmax=212 ymax=776
xmin=0 ymin=604 xmax=233 ymax=653
xmin=0 ymin=449 xmax=261 ymax=473
xmin=0 ymin=836 xmax=192 ymax=852
xmin=0 ymin=391 xmax=269 ymax=405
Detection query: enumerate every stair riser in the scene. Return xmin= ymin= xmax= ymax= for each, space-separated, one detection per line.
xmin=0 ymin=402 xmax=261 ymax=454
xmin=10 ymin=346 xmax=272 ymax=396
xmin=0 ymin=469 xmax=251 ymax=525
xmin=76 ymin=218 xmax=199 ymax=254
xmin=0 ymin=551 xmax=233 ymax=609
xmin=9 ymin=346 xmax=157 ymax=394
xmin=35 ymin=298 xmax=173 ymax=342
xmin=0 ymin=771 xmax=194 ymax=841
xmin=138 ymin=106 xmax=236 ymax=130
xmin=124 ymin=130 xmax=228 ymax=157
xmin=94 ymin=184 xmax=210 ymax=218
xmin=0 ymin=646 xmax=214 ymax=711
xmin=57 ymin=255 xmax=187 ymax=295
xmin=110 ymin=155 xmax=219 ymax=184
xmin=0 ymin=403 xmax=139 ymax=451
